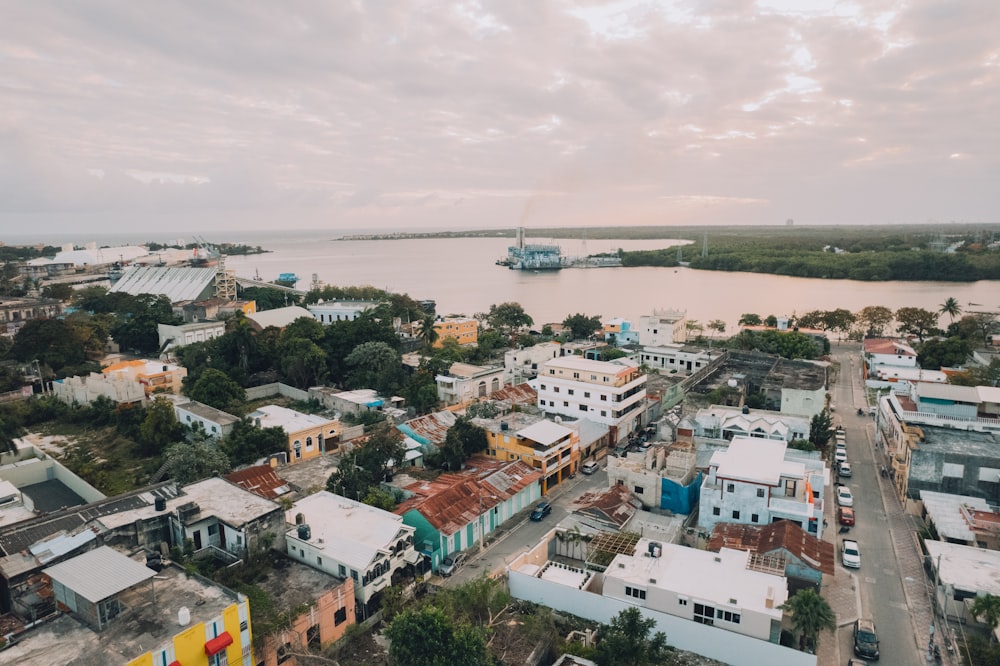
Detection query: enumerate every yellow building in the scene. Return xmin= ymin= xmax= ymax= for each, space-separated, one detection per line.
xmin=248 ymin=404 xmax=340 ymax=464
xmin=432 ymin=317 xmax=478 ymax=347
xmin=126 ymin=599 xmax=253 ymax=666
xmin=475 ymin=414 xmax=579 ymax=493
xmin=102 ymin=358 xmax=188 ymax=397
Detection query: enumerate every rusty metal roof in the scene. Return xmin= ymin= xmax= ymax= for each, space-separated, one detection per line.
xmin=571 ymin=485 xmax=639 ymax=530
xmin=487 ymin=382 xmax=537 ymax=406
xmin=225 ymin=465 xmax=291 ymax=499
xmin=395 ymin=456 xmax=541 ymax=536
xmin=397 ymin=410 xmax=457 ymax=446
xmin=706 ymin=521 xmax=834 ymax=576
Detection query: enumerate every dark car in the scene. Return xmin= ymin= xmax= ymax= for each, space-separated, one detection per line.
xmin=854 ymin=618 xmax=880 ymax=661
xmin=838 ymin=507 xmax=856 ymax=526
xmin=530 ymin=501 xmax=552 ymax=521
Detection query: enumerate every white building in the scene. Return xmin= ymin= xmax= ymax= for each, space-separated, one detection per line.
xmin=638 ymin=344 xmax=714 ymax=375
xmin=637 ymin=310 xmax=687 ymax=347
xmin=156 ymin=320 xmax=226 ymax=354
xmin=531 ymin=356 xmax=647 ymax=444
xmin=699 ymin=437 xmax=826 ymax=539
xmin=308 ymin=300 xmax=381 ymax=324
xmin=688 ymin=406 xmax=810 ymax=443
xmin=864 ymin=338 xmax=918 ymax=372
xmin=51 ymin=372 xmax=147 ymax=406
xmin=435 ymin=362 xmax=505 ymax=405
xmin=504 ymin=341 xmax=562 ymax=384
xmin=285 ymin=492 xmax=420 ymax=610
xmin=164 ymin=396 xmax=240 ymax=439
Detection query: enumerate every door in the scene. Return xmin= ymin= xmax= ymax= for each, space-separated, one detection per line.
xmin=193 ymin=529 xmax=202 ymax=550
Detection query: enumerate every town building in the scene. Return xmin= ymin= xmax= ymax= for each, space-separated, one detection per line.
xmin=395 ymin=455 xmax=542 ymax=571
xmin=684 ymin=405 xmax=811 ymax=444
xmin=308 ymin=386 xmax=406 ymax=421
xmin=531 ymin=356 xmax=647 ymax=444
xmin=707 ymin=520 xmax=835 ymax=588
xmin=224 ymin=465 xmax=292 ymax=501
xmin=639 ymin=344 xmax=715 ymax=375
xmin=307 ymin=299 xmax=381 ymax=323
xmin=0 ymin=296 xmax=63 ymax=337
xmin=607 ymin=443 xmax=701 ymax=514
xmin=165 ymin=395 xmax=240 ymax=438
xmin=504 ymin=341 xmax=562 ymax=383
xmin=284 ymin=492 xmax=420 ymax=615
xmin=156 ymin=320 xmax=226 ymax=354
xmin=699 ymin=437 xmax=827 ymax=539
xmin=109 ymin=265 xmax=219 ymax=302
xmin=926 ymin=540 xmax=1000 ymax=631
xmin=471 ymin=412 xmax=580 ymax=492
xmin=435 ymin=362 xmax=505 ymax=406
xmin=172 ymin=297 xmax=255 ymax=323
xmin=245 ymin=305 xmax=314 ymax=331
xmin=602 ymin=317 xmax=638 ymax=345
xmin=396 ymin=410 xmax=457 ymax=453
xmin=51 ymin=370 xmax=147 ymax=406
xmin=101 ymin=359 xmax=188 ymax=397
xmin=920 ymin=490 xmax=1000 ymax=550
xmin=247 ymin=404 xmax=341 ymax=464
xmin=863 ymin=337 xmax=918 ymax=379
xmin=637 ymin=309 xmax=687 ymax=346
xmin=432 ymin=316 xmax=478 ymax=347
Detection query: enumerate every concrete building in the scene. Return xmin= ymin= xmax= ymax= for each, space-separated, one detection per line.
xmin=157 ymin=320 xmax=226 ymax=354
xmin=432 ymin=316 xmax=478 ymax=347
xmin=248 ymin=405 xmax=341 ymax=464
xmin=603 ymin=317 xmax=638 ymax=345
xmin=472 ymin=413 xmax=579 ymax=492
xmin=109 ymin=265 xmax=218 ymax=302
xmin=172 ymin=297 xmax=255 ymax=323
xmin=707 ymin=521 xmax=835 ymax=588
xmin=920 ymin=490 xmax=1000 ymax=550
xmin=245 ymin=306 xmax=314 ymax=331
xmin=0 ymin=296 xmax=63 ymax=338
xmin=308 ymin=299 xmax=381 ymax=324
xmin=166 ymin=396 xmax=240 ymax=439
xmin=284 ymin=492 xmax=420 ymax=613
xmin=637 ymin=309 xmax=687 ymax=346
xmin=308 ymin=386 xmax=405 ymax=421
xmin=102 ymin=359 xmax=187 ymax=398
xmin=699 ymin=437 xmax=827 ymax=539
xmin=639 ymin=344 xmax=715 ymax=375
xmin=686 ymin=405 xmax=810 ymax=444
xmin=607 ymin=443 xmax=701 ymax=514
xmin=531 ymin=356 xmax=647 ymax=444
xmin=926 ymin=540 xmax=1000 ymax=631
xmin=51 ymin=371 xmax=147 ymax=406
xmin=504 ymin=341 xmax=562 ymax=383
xmin=435 ymin=362 xmax=505 ymax=406
xmin=863 ymin=337 xmax=918 ymax=378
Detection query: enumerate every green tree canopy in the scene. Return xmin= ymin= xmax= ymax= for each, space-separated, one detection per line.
xmin=971 ymin=593 xmax=1000 ymax=641
xmin=111 ymin=294 xmax=181 ymax=353
xmin=221 ymin=418 xmax=288 ymax=466
xmin=738 ymin=313 xmax=762 ymax=326
xmin=939 ymin=297 xmax=963 ymax=323
xmin=138 ymin=397 xmax=185 ymax=456
xmin=186 ymin=368 xmax=247 ymax=414
xmin=345 ymin=341 xmax=403 ymax=395
xmin=856 ymin=305 xmax=893 ymax=337
xmin=385 ymin=606 xmax=491 ymax=666
xmin=894 ymin=306 xmax=939 ymax=342
xmin=483 ymin=302 xmax=533 ymax=339
xmin=595 ymin=606 xmax=673 ymax=666
xmin=809 ymin=409 xmax=832 ymax=447
xmin=164 ymin=438 xmax=231 ymax=484
xmin=278 ymin=338 xmax=327 ymax=388
xmin=779 ymin=588 xmax=836 ymax=652
xmin=562 ymin=313 xmax=603 ymax=340
xmin=439 ymin=417 xmax=488 ymax=470
xmin=918 ymin=337 xmax=972 ymax=369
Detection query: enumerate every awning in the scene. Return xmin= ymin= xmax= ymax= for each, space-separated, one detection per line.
xmin=169 ymin=662 xmax=181 ymax=666
xmin=205 ymin=632 xmax=233 ymax=656
xmin=404 ymin=549 xmax=422 ymax=564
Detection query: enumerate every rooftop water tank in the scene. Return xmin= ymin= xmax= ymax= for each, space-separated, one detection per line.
xmin=178 ymin=606 xmax=191 ymax=626
xmin=298 ymin=524 xmax=312 ymax=541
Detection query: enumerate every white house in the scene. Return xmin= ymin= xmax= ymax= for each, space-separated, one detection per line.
xmin=637 ymin=310 xmax=687 ymax=347
xmin=688 ymin=406 xmax=811 ymax=443
xmin=864 ymin=338 xmax=918 ymax=372
xmin=51 ymin=372 xmax=147 ymax=406
xmin=531 ymin=356 xmax=647 ymax=444
xmin=699 ymin=437 xmax=826 ymax=539
xmin=164 ymin=396 xmax=240 ymax=439
xmin=307 ymin=300 xmax=381 ymax=324
xmin=504 ymin=341 xmax=562 ymax=384
xmin=435 ymin=362 xmax=505 ymax=405
xmin=285 ymin=492 xmax=420 ymax=611
xmin=156 ymin=320 xmax=226 ymax=354
xmin=638 ymin=344 xmax=714 ymax=375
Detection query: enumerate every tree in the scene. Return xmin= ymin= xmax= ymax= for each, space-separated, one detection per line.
xmin=325 ymin=452 xmax=373 ymax=501
xmin=164 ymin=439 xmax=231 ymax=484
xmin=221 ymin=419 xmax=287 ymax=466
xmin=795 ymin=311 xmax=825 ymax=329
xmin=385 ymin=606 xmax=491 ymax=666
xmin=779 ymin=588 xmax=836 ymax=652
xmin=41 ymin=283 xmax=74 ymax=301
xmin=809 ymin=409 xmax=832 ymax=447
xmin=278 ymin=338 xmax=327 ymax=388
xmin=328 ymin=423 xmax=405 ymax=499
xmin=363 ymin=486 xmax=398 ymax=511
xmin=111 ymin=294 xmax=180 ymax=353
xmin=707 ymin=319 xmax=726 ymax=337
xmin=856 ymin=305 xmax=893 ymax=337
xmin=9 ymin=318 xmax=93 ymax=374
xmin=971 ymin=593 xmax=1000 ymax=641
xmin=418 ymin=314 xmax=440 ymax=351
xmin=484 ymin=302 xmax=533 ymax=340
xmin=345 ymin=341 xmax=403 ymax=395
xmin=939 ymin=297 xmax=963 ymax=323
xmin=823 ymin=308 xmax=856 ymax=340
xmin=439 ymin=417 xmax=488 ymax=470
xmin=595 ymin=606 xmax=673 ymax=666
xmin=738 ymin=313 xmax=762 ymax=326
xmin=918 ymin=337 xmax=972 ymax=369
xmin=685 ymin=320 xmax=704 ymax=339
xmin=562 ymin=313 xmax=602 ymax=340
xmin=138 ymin=397 xmax=185 ymax=456
xmin=186 ymin=368 xmax=247 ymax=413
xmin=894 ymin=307 xmax=939 ymax=342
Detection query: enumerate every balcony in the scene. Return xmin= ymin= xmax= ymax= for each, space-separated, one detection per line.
xmin=768 ymin=496 xmax=818 ymax=518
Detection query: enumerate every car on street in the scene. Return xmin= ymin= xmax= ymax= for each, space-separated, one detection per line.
xmin=835 ymin=449 xmax=848 ymax=464
xmin=581 ymin=461 xmax=600 ymax=475
xmin=530 ymin=501 xmax=552 ymax=521
xmin=837 ymin=485 xmax=854 ymax=507
xmin=838 ymin=507 xmax=855 ymax=526
xmin=838 ymin=462 xmax=853 ymax=477
xmin=854 ymin=618 xmax=880 ymax=660
xmin=439 ymin=552 xmax=464 ymax=577
xmin=842 ymin=539 xmax=861 ymax=568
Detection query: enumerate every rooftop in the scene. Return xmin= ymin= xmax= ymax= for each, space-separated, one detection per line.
xmin=224 ymin=465 xmax=292 ymax=500
xmin=864 ymin=337 xmax=917 ymax=357
xmin=245 ymin=305 xmax=313 ymax=330
xmin=172 ymin=398 xmax=240 ymax=426
xmin=517 ymin=419 xmax=575 ymax=448
xmin=711 ymin=438 xmax=803 ymax=486
xmin=543 ymin=355 xmax=638 ymax=375
xmin=926 ymin=540 xmax=1000 ymax=595
xmin=108 ymin=265 xmax=217 ymax=302
xmin=916 ymin=383 xmax=982 ymax=403
xmin=445 ymin=362 xmax=501 ymax=378
xmin=248 ymin=404 xmax=337 ymax=433
xmin=397 ymin=410 xmax=457 ymax=446
xmin=707 ymin=521 xmax=835 ymax=576
xmin=920 ymin=490 xmax=994 ymax=542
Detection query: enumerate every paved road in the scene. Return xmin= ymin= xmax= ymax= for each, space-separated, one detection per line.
xmin=831 ymin=347 xmax=921 ymax=666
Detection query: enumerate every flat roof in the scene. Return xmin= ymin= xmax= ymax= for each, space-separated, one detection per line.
xmin=249 ymin=404 xmax=336 ymax=432
xmin=920 ymin=491 xmax=992 ymax=542
xmin=926 ymin=540 xmax=1000 ymax=595
xmin=918 ymin=383 xmax=982 ymax=403
xmin=517 ymin=419 xmax=574 ymax=447
xmin=711 ymin=437 xmax=797 ymax=485
xmin=288 ymin=491 xmax=410 ymax=570
xmin=175 ymin=399 xmax=240 ymax=426
xmin=544 ymin=356 xmax=637 ymax=374
xmin=44 ymin=545 xmax=155 ymax=604
xmin=246 ymin=305 xmax=313 ymax=329
xmin=608 ymin=541 xmax=787 ymax=618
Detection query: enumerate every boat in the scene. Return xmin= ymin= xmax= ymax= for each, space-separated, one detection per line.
xmin=503 ymin=227 xmax=562 ymax=270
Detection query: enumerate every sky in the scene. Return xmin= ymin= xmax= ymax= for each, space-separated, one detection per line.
xmin=1 ymin=0 xmax=998 ymax=237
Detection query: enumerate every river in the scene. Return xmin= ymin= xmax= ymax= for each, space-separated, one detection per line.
xmin=220 ymin=231 xmax=1000 ymax=333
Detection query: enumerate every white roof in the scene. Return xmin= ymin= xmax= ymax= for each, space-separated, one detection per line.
xmin=44 ymin=546 xmax=155 ymax=603
xmin=110 ymin=265 xmax=217 ymax=302
xmin=517 ymin=419 xmax=574 ymax=446
xmin=544 ymin=355 xmax=638 ymax=373
xmin=978 ymin=386 xmax=1000 ymax=403
xmin=920 ymin=490 xmax=992 ymax=542
xmin=249 ymin=404 xmax=336 ymax=433
xmin=607 ymin=541 xmax=786 ymax=618
xmin=926 ymin=540 xmax=1000 ymax=595
xmin=917 ymin=383 xmax=982 ymax=403
xmin=246 ymin=306 xmax=314 ymax=329
xmin=711 ymin=437 xmax=801 ymax=485
xmin=287 ymin=491 xmax=411 ymax=570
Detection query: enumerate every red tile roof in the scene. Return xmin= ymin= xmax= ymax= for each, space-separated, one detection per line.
xmin=224 ymin=465 xmax=291 ymax=500
xmin=864 ymin=337 xmax=916 ymax=356
xmin=706 ymin=521 xmax=834 ymax=575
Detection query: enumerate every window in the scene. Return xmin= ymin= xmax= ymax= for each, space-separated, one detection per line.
xmin=600 ymin=410 xmax=607 ymax=417
xmin=563 ymin=401 xmax=569 ymax=407
xmin=334 ymin=607 xmax=348 ymax=625
xmin=208 ymin=524 xmax=219 ymax=536
xmin=579 ymin=405 xmax=588 ymax=412
xmin=540 ymin=384 xmax=547 ymax=390
xmin=339 ymin=564 xmax=347 ymax=576
xmin=693 ymin=603 xmax=715 ymax=626
xmin=678 ymin=598 xmax=688 ymax=606
xmin=573 ymin=372 xmax=580 ymax=379
xmin=751 ymin=513 xmax=759 ymax=523
xmin=277 ymin=642 xmax=293 ymax=664
xmin=351 ymin=570 xmax=359 ymax=582
xmin=726 ymin=483 xmax=735 ymax=493
xmin=712 ymin=507 xmax=720 ymax=516
xmin=600 ymin=395 xmax=608 ymax=401
xmin=584 ymin=392 xmax=591 ymax=398
xmin=540 ymin=399 xmax=546 ymax=406
xmin=554 ymin=387 xmax=559 ymax=393
xmin=718 ymin=610 xmax=741 ymax=624
xmin=317 ymin=556 xmax=323 ymax=566
xmin=568 ymin=389 xmax=575 ymax=395
xmin=306 ymin=437 xmax=313 ymax=451
xmin=634 ymin=486 xmax=643 ymax=495
xmin=732 ymin=510 xmax=740 ymax=519
xmin=757 ymin=488 xmax=765 ymax=498
xmin=625 ymin=586 xmax=646 ymax=600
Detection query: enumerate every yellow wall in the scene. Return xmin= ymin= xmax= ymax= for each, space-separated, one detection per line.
xmin=287 ymin=421 xmax=339 ymax=464
xmin=126 ymin=600 xmax=253 ymax=666
xmin=483 ymin=430 xmax=579 ymax=493
xmin=433 ymin=318 xmax=478 ymax=347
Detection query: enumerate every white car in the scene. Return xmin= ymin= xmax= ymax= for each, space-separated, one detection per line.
xmin=842 ymin=539 xmax=861 ymax=568
xmin=835 ymin=449 xmax=848 ymax=464
xmin=837 ymin=485 xmax=854 ymax=507
xmin=838 ymin=462 xmax=853 ymax=478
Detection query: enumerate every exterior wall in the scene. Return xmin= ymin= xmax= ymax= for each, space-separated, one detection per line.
xmin=507 ymin=569 xmax=813 ymax=666
xmin=157 ymin=322 xmax=225 ymax=350
xmin=52 ymin=373 xmax=147 ymax=406
xmin=504 ymin=342 xmax=562 ymax=382
xmin=102 ymin=360 xmax=187 ymax=397
xmin=868 ymin=351 xmax=917 ymax=369
xmin=308 ymin=301 xmax=378 ymax=323
xmin=433 ymin=318 xmax=478 ymax=347
xmin=534 ymin=365 xmax=646 ymax=444
xmin=481 ymin=428 xmax=580 ymax=493
xmin=436 ymin=368 xmax=506 ymax=405
xmin=126 ymin=599 xmax=253 ymax=666
xmin=0 ymin=456 xmax=104 ymax=503
xmin=258 ymin=579 xmax=356 ymax=666
xmin=700 ymin=471 xmax=824 ymax=538
xmin=173 ymin=404 xmax=236 ymax=438
xmin=639 ymin=346 xmax=713 ymax=375
xmin=917 ymin=397 xmax=979 ymax=420
xmin=0 ymin=298 xmax=63 ymax=337
xmin=245 ymin=382 xmax=310 ymax=401
xmin=637 ymin=313 xmax=687 ymax=347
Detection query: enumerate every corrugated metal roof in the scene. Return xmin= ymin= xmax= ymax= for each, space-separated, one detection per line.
xmin=245 ymin=306 xmax=313 ymax=330
xmin=487 ymin=383 xmax=537 ymax=406
xmin=397 ymin=410 xmax=456 ymax=446
xmin=225 ymin=465 xmax=291 ymax=499
xmin=707 ymin=521 xmax=834 ymax=576
xmin=44 ymin=546 xmax=155 ymax=603
xmin=571 ymin=485 xmax=639 ymax=530
xmin=109 ymin=266 xmax=216 ymax=302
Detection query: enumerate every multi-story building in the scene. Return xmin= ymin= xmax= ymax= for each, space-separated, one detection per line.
xmin=603 ymin=317 xmax=638 ymax=345
xmin=637 ymin=309 xmax=687 ymax=346
xmin=0 ymin=296 xmax=63 ymax=337
xmin=307 ymin=299 xmax=381 ymax=324
xmin=247 ymin=404 xmax=341 ymax=464
xmin=863 ymin=337 xmax=918 ymax=379
xmin=157 ymin=320 xmax=226 ymax=354
xmin=285 ymin=492 xmax=420 ymax=615
xmin=472 ymin=412 xmax=579 ymax=492
xmin=607 ymin=444 xmax=701 ymax=514
xmin=684 ymin=405 xmax=810 ymax=444
xmin=504 ymin=341 xmax=562 ymax=383
xmin=432 ymin=316 xmax=478 ymax=347
xmin=435 ymin=362 xmax=505 ymax=406
xmin=699 ymin=437 xmax=826 ymax=539
xmin=102 ymin=359 xmax=188 ymax=397
xmin=531 ymin=356 xmax=647 ymax=444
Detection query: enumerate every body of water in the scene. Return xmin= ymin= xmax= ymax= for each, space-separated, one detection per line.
xmin=221 ymin=232 xmax=1000 ymax=334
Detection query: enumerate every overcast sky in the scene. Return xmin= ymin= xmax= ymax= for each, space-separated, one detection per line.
xmin=2 ymin=1 xmax=998 ymax=236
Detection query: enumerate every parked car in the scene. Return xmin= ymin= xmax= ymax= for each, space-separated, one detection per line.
xmin=835 ymin=449 xmax=848 ymax=464
xmin=439 ymin=552 xmax=464 ymax=577
xmin=837 ymin=485 xmax=854 ymax=507
xmin=842 ymin=539 xmax=861 ymax=568
xmin=838 ymin=507 xmax=856 ymax=526
xmin=854 ymin=618 xmax=880 ymax=660
xmin=838 ymin=462 xmax=853 ymax=477
xmin=530 ymin=501 xmax=552 ymax=521
xmin=581 ymin=461 xmax=600 ymax=475
xmin=848 ymin=659 xmax=869 ymax=666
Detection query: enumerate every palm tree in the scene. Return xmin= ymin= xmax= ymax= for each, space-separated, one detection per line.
xmin=939 ymin=297 xmax=962 ymax=324
xmin=780 ymin=588 xmax=836 ymax=653
xmin=418 ymin=315 xmax=439 ymax=351
xmin=971 ymin=593 xmax=1000 ymax=641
